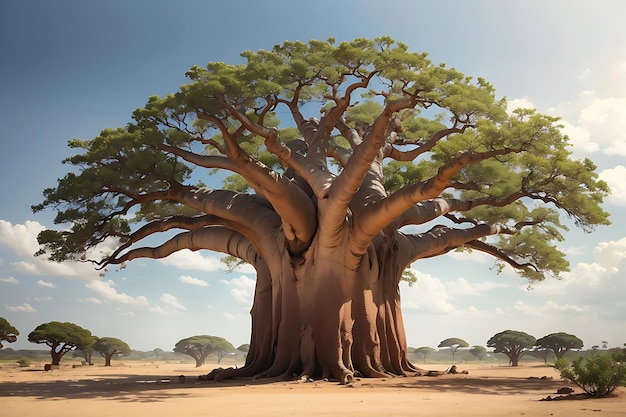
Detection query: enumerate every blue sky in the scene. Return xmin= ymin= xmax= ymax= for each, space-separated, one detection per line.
xmin=1 ymin=0 xmax=625 ymax=353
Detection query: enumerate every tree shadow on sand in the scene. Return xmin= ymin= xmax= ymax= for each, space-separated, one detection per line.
xmin=0 ymin=367 xmax=585 ymax=403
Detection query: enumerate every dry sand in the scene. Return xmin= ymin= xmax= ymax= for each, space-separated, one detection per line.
xmin=1 ymin=360 xmax=624 ymax=416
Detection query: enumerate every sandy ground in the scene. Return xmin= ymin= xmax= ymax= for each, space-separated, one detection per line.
xmin=0 ymin=360 xmax=624 ymax=416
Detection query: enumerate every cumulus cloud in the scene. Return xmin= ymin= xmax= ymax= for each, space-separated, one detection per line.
xmin=599 ymin=165 xmax=626 ymax=207
xmin=158 ymin=249 xmax=223 ymax=272
xmin=0 ymin=220 xmax=101 ymax=280
xmin=159 ymin=293 xmax=186 ymax=310
xmin=36 ymin=279 xmax=55 ymax=289
xmin=579 ymin=97 xmax=626 ymax=156
xmin=148 ymin=293 xmax=187 ymax=314
xmin=523 ymin=237 xmax=626 ymax=311
xmin=400 ymin=272 xmax=458 ymax=314
xmin=5 ymin=303 xmax=37 ymax=312
xmin=86 ymin=279 xmax=149 ymax=307
xmin=445 ymin=277 xmax=509 ymax=297
xmin=221 ymin=275 xmax=255 ymax=304
xmin=0 ymin=276 xmax=19 ymax=284
xmin=178 ymin=275 xmax=209 ymax=287
xmin=507 ymin=97 xmax=535 ymax=113
xmin=546 ymin=56 xmax=626 ymax=158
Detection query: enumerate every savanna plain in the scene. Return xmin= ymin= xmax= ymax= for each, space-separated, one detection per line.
xmin=1 ymin=359 xmax=624 ymax=417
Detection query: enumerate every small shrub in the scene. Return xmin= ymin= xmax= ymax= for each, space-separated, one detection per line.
xmin=16 ymin=357 xmax=31 ymax=368
xmin=555 ymin=354 xmax=626 ymax=397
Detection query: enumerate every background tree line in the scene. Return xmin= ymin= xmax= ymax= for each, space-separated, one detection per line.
xmin=3 ymin=316 xmax=623 ymax=369
xmin=1 ymin=316 xmax=248 ymax=368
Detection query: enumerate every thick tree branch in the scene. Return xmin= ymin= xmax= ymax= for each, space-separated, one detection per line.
xmin=106 ymin=226 xmax=259 ymax=267
xmin=397 ymin=223 xmax=505 ymax=266
xmin=198 ymin=110 xmax=318 ymax=251
xmin=320 ymin=98 xmax=416 ymax=247
xmin=354 ymin=147 xmax=523 ymax=252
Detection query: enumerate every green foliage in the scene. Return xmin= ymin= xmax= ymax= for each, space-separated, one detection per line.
xmin=16 ymin=357 xmax=31 ymax=367
xmin=536 ymin=332 xmax=584 ymax=360
xmin=487 ymin=330 xmax=536 ymax=366
xmin=414 ymin=346 xmax=436 ymax=363
xmin=401 ymin=269 xmax=418 ymax=286
xmin=0 ymin=317 xmax=19 ymax=349
xmin=555 ymin=355 xmax=626 ymax=397
xmin=438 ymin=338 xmax=469 ymax=349
xmin=438 ymin=338 xmax=469 ymax=362
xmin=94 ymin=337 xmax=131 ymax=357
xmin=94 ymin=337 xmax=131 ymax=365
xmin=174 ymin=335 xmax=235 ymax=367
xmin=220 ymin=255 xmax=248 ymax=273
xmin=27 ymin=321 xmax=94 ymax=365
xmin=28 ymin=321 xmax=93 ymax=349
xmin=469 ymin=345 xmax=487 ymax=361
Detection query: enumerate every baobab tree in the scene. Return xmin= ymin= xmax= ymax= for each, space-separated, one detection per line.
xmin=33 ymin=37 xmax=610 ymax=383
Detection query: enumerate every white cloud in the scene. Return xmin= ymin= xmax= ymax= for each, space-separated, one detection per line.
xmin=36 ymin=279 xmax=55 ymax=288
xmin=148 ymin=293 xmax=187 ymax=314
xmin=507 ymin=97 xmax=535 ymax=113
xmin=86 ymin=279 xmax=149 ymax=307
xmin=559 ymin=120 xmax=598 ymax=153
xmin=592 ymin=237 xmax=626 ymax=269
xmin=158 ymin=249 xmax=223 ymax=272
xmin=30 ymin=297 xmax=53 ymax=302
xmin=599 ymin=165 xmax=626 ymax=207
xmin=5 ymin=303 xmax=37 ymax=313
xmin=178 ymin=274 xmax=209 ymax=287
xmin=445 ymin=277 xmax=508 ymax=297
xmin=0 ymin=276 xmax=19 ymax=284
xmin=400 ymin=272 xmax=457 ymax=314
xmin=0 ymin=220 xmax=101 ymax=280
xmin=523 ymin=237 xmax=626 ymax=312
xmin=159 ymin=293 xmax=186 ymax=311
xmin=547 ymin=59 xmax=626 ymax=158
xmin=579 ymin=97 xmax=626 ymax=156
xmin=83 ymin=297 xmax=104 ymax=304
xmin=221 ymin=275 xmax=255 ymax=304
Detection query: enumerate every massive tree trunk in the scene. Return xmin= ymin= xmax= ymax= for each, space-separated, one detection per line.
xmin=214 ymin=227 xmax=419 ymax=384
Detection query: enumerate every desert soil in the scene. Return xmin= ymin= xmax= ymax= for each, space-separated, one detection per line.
xmin=0 ymin=360 xmax=624 ymax=416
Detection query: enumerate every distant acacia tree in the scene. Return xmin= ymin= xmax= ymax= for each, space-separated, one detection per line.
xmin=28 ymin=321 xmax=93 ymax=365
xmin=438 ymin=338 xmax=469 ymax=363
xmin=414 ymin=346 xmax=436 ymax=363
xmin=535 ymin=332 xmax=583 ymax=361
xmin=469 ymin=345 xmax=487 ymax=362
xmin=528 ymin=347 xmax=551 ymax=364
xmin=94 ymin=337 xmax=131 ymax=366
xmin=174 ymin=335 xmax=235 ymax=367
xmin=0 ymin=317 xmax=19 ymax=349
xmin=77 ymin=335 xmax=98 ymax=364
xmin=487 ymin=330 xmax=535 ymax=366
xmin=153 ymin=347 xmax=164 ymax=360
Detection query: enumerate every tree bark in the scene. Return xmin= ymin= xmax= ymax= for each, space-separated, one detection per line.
xmin=216 ymin=231 xmax=420 ymax=383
